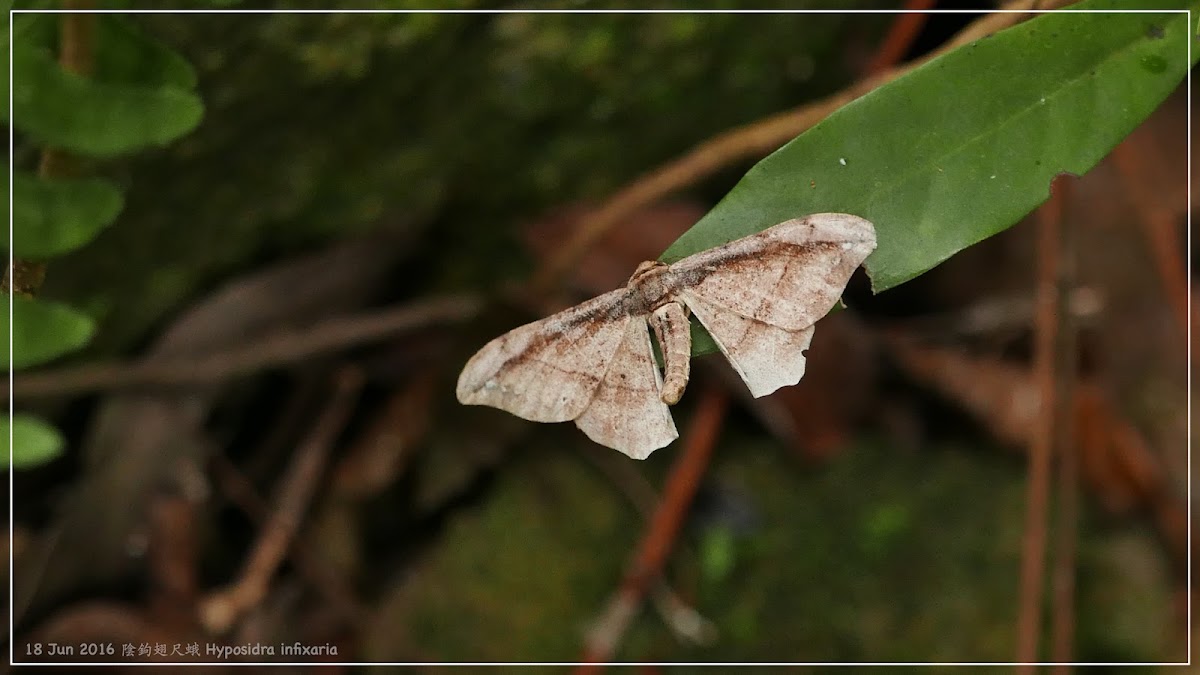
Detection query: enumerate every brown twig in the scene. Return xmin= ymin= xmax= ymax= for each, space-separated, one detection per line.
xmin=244 ymin=373 xmax=327 ymax=481
xmin=1016 ymin=176 xmax=1075 ymax=669
xmin=1110 ymin=141 xmax=1189 ymax=341
xmin=578 ymin=444 xmax=717 ymax=646
xmin=649 ymin=582 xmax=717 ymax=647
xmin=331 ymin=369 xmax=435 ymax=499
xmin=11 ymin=294 xmax=481 ymax=399
xmin=5 ymin=3 xmax=96 ymax=297
xmin=887 ymin=334 xmax=1188 ymax=580
xmin=1049 ymin=181 xmax=1079 ymax=671
xmin=864 ymin=0 xmax=937 ymax=75
xmin=199 ymin=368 xmax=364 ymax=635
xmin=530 ymin=0 xmax=1052 ymax=297
xmin=209 ymin=452 xmax=367 ymax=629
xmin=577 ymin=386 xmax=728 ymax=671
xmin=147 ymin=492 xmax=199 ymax=632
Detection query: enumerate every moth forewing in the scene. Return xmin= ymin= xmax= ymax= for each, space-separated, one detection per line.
xmin=668 ymin=214 xmax=876 ymax=332
xmin=454 ymin=289 xmax=632 ymax=423
xmin=648 ymin=301 xmax=691 ymax=405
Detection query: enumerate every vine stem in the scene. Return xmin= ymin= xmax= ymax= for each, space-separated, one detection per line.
xmin=5 ymin=1 xmax=96 ymax=297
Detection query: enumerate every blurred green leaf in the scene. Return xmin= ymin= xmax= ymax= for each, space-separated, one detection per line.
xmin=9 ymin=13 xmax=199 ymax=90
xmin=663 ymin=0 xmax=1195 ymax=353
xmin=10 ymin=172 xmax=124 ymax=259
xmin=700 ymin=525 xmax=738 ymax=583
xmin=860 ymin=502 xmax=912 ymax=558
xmin=5 ymin=295 xmax=95 ymax=369
xmin=94 ymin=15 xmax=198 ymax=89
xmin=4 ymin=414 xmax=63 ymax=469
xmin=12 ymin=40 xmax=203 ymax=156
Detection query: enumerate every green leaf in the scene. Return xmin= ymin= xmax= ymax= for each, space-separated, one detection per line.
xmin=662 ymin=0 xmax=1196 ymax=353
xmin=4 ymin=414 xmax=64 ymax=469
xmin=5 ymin=295 xmax=95 ymax=369
xmin=10 ymin=171 xmax=124 ymax=258
xmin=93 ymin=15 xmax=198 ymax=90
xmin=8 ymin=14 xmax=196 ymax=90
xmin=12 ymin=40 xmax=204 ymax=157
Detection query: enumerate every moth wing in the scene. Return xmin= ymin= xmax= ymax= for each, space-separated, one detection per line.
xmin=456 ymin=289 xmax=632 ymax=423
xmin=669 ymin=213 xmax=875 ymax=331
xmin=680 ymin=289 xmax=815 ymax=398
xmin=574 ymin=316 xmax=678 ymax=459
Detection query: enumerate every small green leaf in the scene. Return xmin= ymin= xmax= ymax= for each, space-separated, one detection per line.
xmin=12 ymin=40 xmax=204 ymax=157
xmin=10 ymin=171 xmax=124 ymax=258
xmin=4 ymin=414 xmax=64 ymax=469
xmin=5 ymin=296 xmax=95 ymax=369
xmin=662 ymin=0 xmax=1196 ymax=354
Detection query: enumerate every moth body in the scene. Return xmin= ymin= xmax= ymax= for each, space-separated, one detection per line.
xmin=456 ymin=213 xmax=878 ymax=459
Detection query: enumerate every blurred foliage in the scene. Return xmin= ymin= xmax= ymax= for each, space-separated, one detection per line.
xmin=4 ymin=414 xmax=66 ymax=469
xmin=5 ymin=295 xmax=95 ymax=369
xmin=367 ymin=448 xmax=636 ymax=662
xmin=11 ymin=14 xmax=204 ymax=154
xmin=368 ymin=437 xmax=1173 ymax=663
xmin=41 ymin=5 xmax=884 ymax=352
xmin=8 ymin=9 xmax=203 ymax=467
xmin=10 ymin=173 xmax=123 ymax=258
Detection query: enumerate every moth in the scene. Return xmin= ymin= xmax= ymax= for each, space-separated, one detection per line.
xmin=456 ymin=213 xmax=877 ymax=459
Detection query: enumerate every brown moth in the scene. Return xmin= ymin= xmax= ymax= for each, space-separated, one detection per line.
xmin=456 ymin=214 xmax=877 ymax=459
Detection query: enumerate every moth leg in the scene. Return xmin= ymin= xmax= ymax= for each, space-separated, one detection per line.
xmin=649 ymin=301 xmax=691 ymax=405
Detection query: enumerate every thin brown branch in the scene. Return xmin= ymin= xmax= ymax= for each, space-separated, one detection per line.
xmin=1111 ymin=141 xmax=1189 ymax=341
xmin=577 ymin=386 xmax=728 ymax=672
xmin=530 ymin=0 xmax=1053 ymax=297
xmin=864 ymin=0 xmax=937 ymax=75
xmin=199 ymin=368 xmax=364 ymax=635
xmin=650 ymin=582 xmax=717 ymax=647
xmin=1016 ymin=176 xmax=1075 ymax=669
xmin=1050 ymin=182 xmax=1079 ymax=671
xmin=11 ymin=294 xmax=481 ymax=399
xmin=578 ymin=444 xmax=717 ymax=645
xmin=209 ymin=452 xmax=367 ymax=630
xmin=888 ymin=334 xmax=1188 ymax=583
xmin=58 ymin=1 xmax=97 ymax=77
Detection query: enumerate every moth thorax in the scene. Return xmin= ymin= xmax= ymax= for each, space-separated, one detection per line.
xmin=627 ymin=260 xmax=673 ymax=309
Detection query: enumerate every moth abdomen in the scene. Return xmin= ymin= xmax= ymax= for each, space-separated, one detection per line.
xmin=649 ymin=301 xmax=691 ymax=405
